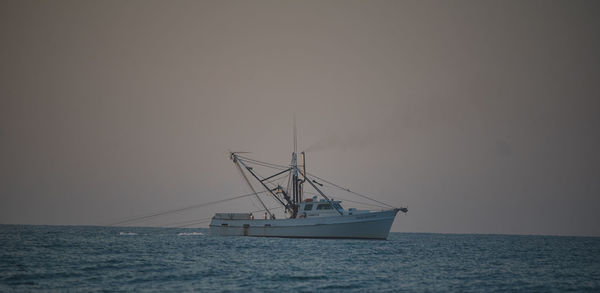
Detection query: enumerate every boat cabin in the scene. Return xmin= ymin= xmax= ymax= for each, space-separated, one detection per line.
xmin=298 ymin=196 xmax=369 ymax=218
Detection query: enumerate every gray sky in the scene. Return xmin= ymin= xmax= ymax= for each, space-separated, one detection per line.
xmin=1 ymin=0 xmax=599 ymax=236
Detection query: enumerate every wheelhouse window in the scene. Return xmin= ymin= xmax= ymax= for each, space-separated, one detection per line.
xmin=316 ymin=204 xmax=332 ymax=210
xmin=303 ymin=204 xmax=313 ymax=211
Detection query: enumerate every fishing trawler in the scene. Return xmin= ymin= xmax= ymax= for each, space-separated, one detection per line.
xmin=209 ymin=139 xmax=407 ymax=239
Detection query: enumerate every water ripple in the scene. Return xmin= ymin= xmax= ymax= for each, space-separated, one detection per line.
xmin=1 ymin=225 xmax=599 ymax=292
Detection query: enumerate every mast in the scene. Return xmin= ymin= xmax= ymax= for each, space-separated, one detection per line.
xmin=292 ymin=153 xmax=298 ymax=205
xmin=291 ymin=116 xmax=300 ymax=217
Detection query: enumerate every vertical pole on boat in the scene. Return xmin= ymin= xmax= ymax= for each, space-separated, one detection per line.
xmin=300 ymin=151 xmax=306 ymax=202
xmin=292 ymin=152 xmax=298 ymax=206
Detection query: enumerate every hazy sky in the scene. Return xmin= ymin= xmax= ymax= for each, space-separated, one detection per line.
xmin=1 ymin=0 xmax=599 ymax=236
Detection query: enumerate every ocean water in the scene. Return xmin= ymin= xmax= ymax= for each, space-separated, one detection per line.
xmin=1 ymin=225 xmax=599 ymax=292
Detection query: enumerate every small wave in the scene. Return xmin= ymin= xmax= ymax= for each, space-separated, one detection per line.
xmin=119 ymin=232 xmax=137 ymax=236
xmin=177 ymin=232 xmax=204 ymax=236
xmin=271 ymin=274 xmax=328 ymax=281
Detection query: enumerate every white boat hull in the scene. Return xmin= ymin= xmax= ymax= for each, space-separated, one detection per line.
xmin=209 ymin=209 xmax=399 ymax=240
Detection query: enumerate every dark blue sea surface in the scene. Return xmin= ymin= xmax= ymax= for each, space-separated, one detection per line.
xmin=1 ymin=225 xmax=599 ymax=292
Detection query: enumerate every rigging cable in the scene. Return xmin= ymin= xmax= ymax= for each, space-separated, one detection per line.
xmin=233 ymin=155 xmax=399 ymax=210
xmin=171 ymin=206 xmax=286 ymax=228
xmin=307 ymin=172 xmax=395 ymax=208
xmin=236 ymin=155 xmax=289 ymax=170
xmin=233 ymin=158 xmax=272 ymax=217
xmin=107 ymin=190 xmax=267 ymax=226
xmin=234 ymin=155 xmax=397 ymax=208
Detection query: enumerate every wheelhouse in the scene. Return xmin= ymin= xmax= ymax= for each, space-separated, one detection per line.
xmin=297 ymin=196 xmax=370 ymax=218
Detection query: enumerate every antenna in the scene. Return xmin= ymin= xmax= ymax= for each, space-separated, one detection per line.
xmin=293 ymin=114 xmax=297 ymax=153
